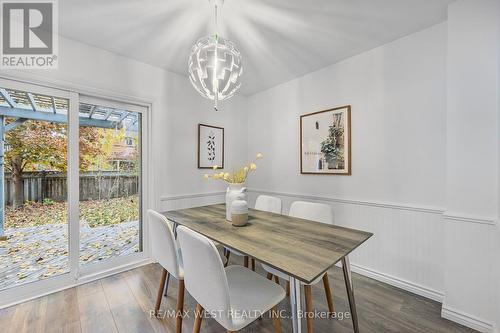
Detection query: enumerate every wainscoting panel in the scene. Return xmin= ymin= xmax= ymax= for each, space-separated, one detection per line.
xmin=247 ymin=189 xmax=446 ymax=302
xmin=441 ymin=216 xmax=496 ymax=333
xmin=157 ymin=189 xmax=497 ymax=332
xmin=159 ymin=191 xmax=225 ymax=212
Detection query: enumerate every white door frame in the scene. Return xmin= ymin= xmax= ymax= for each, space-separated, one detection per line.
xmin=0 ymin=76 xmax=153 ymax=308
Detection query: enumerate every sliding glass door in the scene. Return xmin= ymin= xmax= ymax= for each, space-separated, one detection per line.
xmin=0 ymin=81 xmax=72 ymax=291
xmin=78 ymin=97 xmax=143 ymax=268
xmin=0 ymin=78 xmax=148 ymax=305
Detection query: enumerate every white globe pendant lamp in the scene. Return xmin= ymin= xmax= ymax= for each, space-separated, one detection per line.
xmin=188 ymin=0 xmax=243 ymax=111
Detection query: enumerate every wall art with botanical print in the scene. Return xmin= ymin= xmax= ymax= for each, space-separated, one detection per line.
xmin=198 ymin=124 xmax=224 ymax=169
xmin=300 ymin=105 xmax=351 ymax=175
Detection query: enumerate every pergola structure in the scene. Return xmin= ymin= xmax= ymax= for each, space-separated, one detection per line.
xmin=0 ymin=88 xmax=139 ymax=237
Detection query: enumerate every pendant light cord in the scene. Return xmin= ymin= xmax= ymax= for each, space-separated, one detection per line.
xmin=213 ymin=1 xmax=219 ymax=110
xmin=214 ymin=3 xmax=218 ymax=36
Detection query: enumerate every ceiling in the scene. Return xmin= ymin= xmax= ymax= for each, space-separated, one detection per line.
xmin=60 ymin=0 xmax=455 ymax=95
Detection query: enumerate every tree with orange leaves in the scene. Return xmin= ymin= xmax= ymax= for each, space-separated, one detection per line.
xmin=5 ymin=120 xmax=105 ymax=208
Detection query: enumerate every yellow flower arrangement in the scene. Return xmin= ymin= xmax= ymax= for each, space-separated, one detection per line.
xmin=204 ymin=153 xmax=263 ymax=184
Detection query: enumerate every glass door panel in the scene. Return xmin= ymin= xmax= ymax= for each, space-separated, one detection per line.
xmin=0 ymin=87 xmax=69 ymax=290
xmin=78 ymin=101 xmax=142 ymax=266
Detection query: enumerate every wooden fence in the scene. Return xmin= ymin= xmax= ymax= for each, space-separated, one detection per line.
xmin=4 ymin=171 xmax=139 ymax=205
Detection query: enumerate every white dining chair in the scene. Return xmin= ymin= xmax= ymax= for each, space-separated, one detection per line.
xmin=224 ymin=195 xmax=283 ymax=270
xmin=177 ymin=226 xmax=285 ymax=333
xmin=255 ymin=195 xmax=282 ymax=214
xmin=261 ymin=201 xmax=335 ymax=333
xmin=148 ymin=210 xmax=185 ymax=333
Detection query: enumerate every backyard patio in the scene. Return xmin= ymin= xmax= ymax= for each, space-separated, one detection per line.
xmin=0 ymin=221 xmax=139 ymax=290
xmin=0 ymin=195 xmax=140 ymax=290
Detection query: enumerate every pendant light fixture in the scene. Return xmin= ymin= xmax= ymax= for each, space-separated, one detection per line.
xmin=188 ymin=0 xmax=243 ymax=111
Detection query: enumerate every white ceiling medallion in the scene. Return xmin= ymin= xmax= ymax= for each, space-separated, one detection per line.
xmin=188 ymin=0 xmax=243 ymax=111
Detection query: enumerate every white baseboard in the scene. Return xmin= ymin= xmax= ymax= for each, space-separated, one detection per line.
xmin=347 ymin=263 xmax=444 ymax=302
xmin=347 ymin=263 xmax=496 ymax=333
xmin=441 ymin=306 xmax=494 ymax=333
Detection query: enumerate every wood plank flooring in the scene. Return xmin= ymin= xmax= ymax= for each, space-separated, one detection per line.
xmin=0 ymin=260 xmax=477 ymax=333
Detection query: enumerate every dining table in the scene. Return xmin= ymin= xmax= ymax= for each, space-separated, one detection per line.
xmin=162 ymin=203 xmax=373 ymax=333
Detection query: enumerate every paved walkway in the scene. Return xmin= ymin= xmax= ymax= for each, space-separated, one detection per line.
xmin=0 ymin=221 xmax=139 ymax=290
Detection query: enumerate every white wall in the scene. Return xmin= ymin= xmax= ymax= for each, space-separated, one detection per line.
xmin=497 ymin=0 xmax=500 ymax=328
xmin=246 ymin=6 xmax=500 ymax=331
xmin=246 ymin=23 xmax=447 ymax=207
xmin=0 ymin=35 xmax=248 ymax=213
xmin=246 ymin=22 xmax=448 ymax=300
xmin=443 ymin=1 xmax=499 ymax=331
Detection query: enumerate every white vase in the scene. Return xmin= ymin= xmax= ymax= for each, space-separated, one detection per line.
xmin=226 ymin=183 xmax=247 ymax=221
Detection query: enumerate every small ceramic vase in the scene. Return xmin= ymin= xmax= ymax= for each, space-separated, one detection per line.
xmin=231 ymin=199 xmax=248 ymax=227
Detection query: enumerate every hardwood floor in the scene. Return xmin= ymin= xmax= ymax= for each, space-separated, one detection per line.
xmin=0 ymin=261 xmax=476 ymax=333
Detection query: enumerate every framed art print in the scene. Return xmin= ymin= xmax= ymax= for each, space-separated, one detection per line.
xmin=300 ymin=105 xmax=351 ymax=175
xmin=198 ymin=124 xmax=224 ymax=169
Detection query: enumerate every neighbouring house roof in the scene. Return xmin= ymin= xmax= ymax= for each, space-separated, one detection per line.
xmin=109 ymin=143 xmax=138 ymax=161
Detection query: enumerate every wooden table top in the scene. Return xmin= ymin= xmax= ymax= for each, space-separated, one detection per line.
xmin=162 ymin=204 xmax=373 ymax=284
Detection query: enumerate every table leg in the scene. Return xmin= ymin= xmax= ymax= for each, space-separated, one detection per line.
xmin=163 ymin=273 xmax=170 ymax=296
xmin=342 ymin=256 xmax=359 ymax=333
xmin=289 ymin=276 xmax=302 ymax=333
xmin=172 ymin=222 xmax=178 ymax=237
xmin=164 ymin=221 xmax=178 ymax=297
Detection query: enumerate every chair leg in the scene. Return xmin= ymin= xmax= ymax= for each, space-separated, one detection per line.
xmin=271 ymin=305 xmax=282 ymax=333
xmin=322 ymin=273 xmax=335 ymax=315
xmin=176 ymin=279 xmax=185 ymax=333
xmin=251 ymin=258 xmax=255 ymax=271
xmin=244 ymin=256 xmax=249 ymax=268
xmin=193 ymin=304 xmax=204 ymax=333
xmin=286 ymin=281 xmax=290 ymax=296
xmin=224 ymin=250 xmax=231 ymax=267
xmin=304 ymin=285 xmax=314 ymax=333
xmin=267 ymin=273 xmax=273 ymax=280
xmin=155 ymin=268 xmax=168 ymax=316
